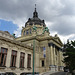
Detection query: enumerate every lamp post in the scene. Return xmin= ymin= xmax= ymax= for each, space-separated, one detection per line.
xmin=33 ymin=26 xmax=37 ymax=75
xmin=32 ymin=25 xmax=49 ymax=75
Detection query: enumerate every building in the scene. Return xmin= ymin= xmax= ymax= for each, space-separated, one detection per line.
xmin=0 ymin=7 xmax=64 ymax=75
xmin=16 ymin=7 xmax=64 ymax=73
xmin=0 ymin=31 xmax=33 ymax=75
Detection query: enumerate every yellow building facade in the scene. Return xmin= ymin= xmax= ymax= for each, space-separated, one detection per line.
xmin=0 ymin=7 xmax=64 ymax=75
xmin=16 ymin=7 xmax=64 ymax=73
xmin=0 ymin=31 xmax=33 ymax=75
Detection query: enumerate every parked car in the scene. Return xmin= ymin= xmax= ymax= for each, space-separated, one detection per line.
xmin=0 ymin=72 xmax=5 ymax=75
xmin=64 ymin=67 xmax=69 ymax=72
xmin=5 ymin=72 xmax=17 ymax=75
xmin=20 ymin=72 xmax=39 ymax=75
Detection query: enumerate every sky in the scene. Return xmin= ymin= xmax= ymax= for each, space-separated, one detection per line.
xmin=0 ymin=0 xmax=75 ymax=43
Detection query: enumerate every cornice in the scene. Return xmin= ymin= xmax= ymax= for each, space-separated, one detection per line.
xmin=16 ymin=35 xmax=63 ymax=46
xmin=0 ymin=36 xmax=33 ymax=50
xmin=0 ymin=31 xmax=14 ymax=39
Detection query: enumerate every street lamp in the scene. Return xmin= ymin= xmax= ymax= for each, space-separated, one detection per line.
xmin=32 ymin=25 xmax=49 ymax=75
xmin=33 ymin=25 xmax=37 ymax=75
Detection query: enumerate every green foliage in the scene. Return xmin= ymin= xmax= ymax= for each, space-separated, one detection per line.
xmin=63 ymin=40 xmax=75 ymax=73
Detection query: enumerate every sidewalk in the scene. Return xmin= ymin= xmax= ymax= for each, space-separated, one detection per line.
xmin=39 ymin=71 xmax=58 ymax=75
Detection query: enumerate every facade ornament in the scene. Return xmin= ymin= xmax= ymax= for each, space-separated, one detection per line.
xmin=22 ymin=26 xmax=25 ymax=29
xmin=32 ymin=25 xmax=37 ymax=34
xmin=12 ymin=33 xmax=16 ymax=38
xmin=42 ymin=25 xmax=49 ymax=34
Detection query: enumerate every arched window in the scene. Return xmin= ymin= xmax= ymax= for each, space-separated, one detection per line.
xmin=26 ymin=30 xmax=28 ymax=35
xmin=30 ymin=29 xmax=31 ymax=34
xmin=23 ymin=31 xmax=25 ymax=36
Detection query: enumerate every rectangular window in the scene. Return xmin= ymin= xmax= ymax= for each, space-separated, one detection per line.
xmin=27 ymin=54 xmax=31 ymax=68
xmin=20 ymin=52 xmax=25 ymax=68
xmin=42 ymin=60 xmax=44 ymax=67
xmin=0 ymin=47 xmax=7 ymax=67
xmin=11 ymin=50 xmax=17 ymax=67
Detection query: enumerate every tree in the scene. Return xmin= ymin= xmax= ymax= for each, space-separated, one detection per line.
xmin=63 ymin=40 xmax=75 ymax=74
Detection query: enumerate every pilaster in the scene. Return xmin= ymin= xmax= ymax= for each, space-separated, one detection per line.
xmin=53 ymin=45 xmax=56 ymax=65
xmin=25 ymin=53 xmax=27 ymax=68
xmin=16 ymin=51 xmax=20 ymax=68
xmin=50 ymin=44 xmax=54 ymax=65
xmin=6 ymin=47 xmax=12 ymax=67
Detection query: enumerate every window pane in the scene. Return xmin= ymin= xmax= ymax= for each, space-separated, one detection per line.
xmin=23 ymin=31 xmax=25 ymax=35
xmin=11 ymin=50 xmax=17 ymax=67
xmin=0 ymin=48 xmax=7 ymax=66
xmin=0 ymin=49 xmax=1 ymax=53
xmin=4 ymin=55 xmax=7 ymax=66
xmin=20 ymin=52 xmax=25 ymax=68
xmin=42 ymin=60 xmax=44 ymax=67
xmin=21 ymin=52 xmax=25 ymax=57
xmin=30 ymin=29 xmax=31 ymax=34
xmin=26 ymin=30 xmax=28 ymax=35
xmin=6 ymin=49 xmax=7 ymax=53
xmin=27 ymin=54 xmax=31 ymax=68
xmin=2 ymin=49 xmax=5 ymax=53
xmin=12 ymin=50 xmax=17 ymax=56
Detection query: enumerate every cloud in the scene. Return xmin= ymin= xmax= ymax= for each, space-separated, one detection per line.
xmin=0 ymin=0 xmax=75 ymax=42
xmin=50 ymin=16 xmax=75 ymax=35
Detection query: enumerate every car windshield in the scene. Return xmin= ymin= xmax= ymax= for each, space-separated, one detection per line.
xmin=5 ymin=73 xmax=16 ymax=75
xmin=0 ymin=73 xmax=5 ymax=75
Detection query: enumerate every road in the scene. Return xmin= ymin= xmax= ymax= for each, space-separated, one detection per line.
xmin=42 ymin=71 xmax=69 ymax=75
xmin=50 ymin=72 xmax=69 ymax=75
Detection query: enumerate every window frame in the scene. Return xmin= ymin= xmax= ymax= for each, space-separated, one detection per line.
xmin=0 ymin=47 xmax=8 ymax=67
xmin=30 ymin=29 xmax=32 ymax=34
xmin=27 ymin=54 xmax=31 ymax=68
xmin=26 ymin=30 xmax=29 ymax=35
xmin=23 ymin=30 xmax=25 ymax=36
xmin=20 ymin=52 xmax=25 ymax=68
xmin=10 ymin=50 xmax=17 ymax=67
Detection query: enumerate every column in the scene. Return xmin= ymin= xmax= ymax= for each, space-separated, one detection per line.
xmin=53 ymin=45 xmax=56 ymax=65
xmin=59 ymin=50 xmax=63 ymax=71
xmin=6 ymin=47 xmax=12 ymax=67
xmin=55 ymin=47 xmax=58 ymax=71
xmin=49 ymin=46 xmax=50 ymax=65
xmin=46 ymin=45 xmax=50 ymax=70
xmin=58 ymin=50 xmax=60 ymax=66
xmin=50 ymin=44 xmax=54 ymax=65
xmin=25 ymin=53 xmax=27 ymax=68
xmin=53 ymin=45 xmax=56 ymax=71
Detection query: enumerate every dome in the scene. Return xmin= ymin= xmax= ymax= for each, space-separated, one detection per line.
xmin=25 ymin=7 xmax=45 ymax=27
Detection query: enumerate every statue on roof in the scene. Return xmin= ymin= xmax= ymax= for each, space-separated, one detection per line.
xmin=42 ymin=25 xmax=49 ymax=34
xmin=33 ymin=25 xmax=37 ymax=31
xmin=33 ymin=25 xmax=37 ymax=34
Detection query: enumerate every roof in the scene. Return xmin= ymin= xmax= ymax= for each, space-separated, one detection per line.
xmin=25 ymin=7 xmax=45 ymax=27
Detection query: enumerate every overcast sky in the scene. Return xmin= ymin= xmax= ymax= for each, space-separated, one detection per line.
xmin=0 ymin=0 xmax=75 ymax=43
